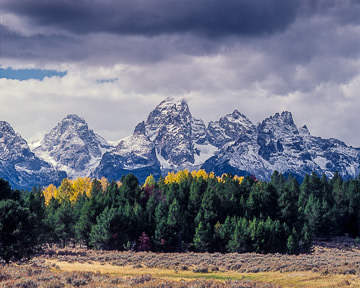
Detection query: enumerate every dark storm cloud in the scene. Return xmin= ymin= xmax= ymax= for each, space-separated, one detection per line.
xmin=2 ymin=0 xmax=360 ymax=146
xmin=4 ymin=0 xmax=302 ymax=37
xmin=0 ymin=24 xmax=83 ymax=62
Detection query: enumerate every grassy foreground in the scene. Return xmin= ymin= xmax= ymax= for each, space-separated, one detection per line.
xmin=1 ymin=237 xmax=360 ymax=287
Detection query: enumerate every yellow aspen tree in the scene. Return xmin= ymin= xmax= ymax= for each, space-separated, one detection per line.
xmin=208 ymin=172 xmax=215 ymax=179
xmin=58 ymin=178 xmax=75 ymax=203
xmin=165 ymin=171 xmax=176 ymax=184
xmin=42 ymin=184 xmax=58 ymax=205
xmin=100 ymin=176 xmax=109 ymax=192
xmin=72 ymin=177 xmax=92 ymax=199
xmin=144 ymin=174 xmax=156 ymax=188
xmin=234 ymin=175 xmax=244 ymax=184
xmin=195 ymin=169 xmax=208 ymax=180
xmin=176 ymin=169 xmax=189 ymax=183
xmin=191 ymin=170 xmax=197 ymax=178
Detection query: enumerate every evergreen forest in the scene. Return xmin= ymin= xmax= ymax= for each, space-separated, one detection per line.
xmin=1 ymin=169 xmax=360 ymax=263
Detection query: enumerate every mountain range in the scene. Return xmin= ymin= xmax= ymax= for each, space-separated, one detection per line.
xmin=1 ymin=98 xmax=359 ymax=189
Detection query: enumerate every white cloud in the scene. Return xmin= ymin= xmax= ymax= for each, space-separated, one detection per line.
xmin=1 ymin=1 xmax=360 ymax=147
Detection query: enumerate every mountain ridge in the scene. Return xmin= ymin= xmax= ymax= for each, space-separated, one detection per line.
xmin=1 ymin=98 xmax=359 ymax=188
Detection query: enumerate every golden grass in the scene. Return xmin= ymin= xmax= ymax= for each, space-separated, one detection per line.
xmin=46 ymin=259 xmax=360 ymax=288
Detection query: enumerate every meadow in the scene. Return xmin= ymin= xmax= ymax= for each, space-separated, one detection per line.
xmin=1 ymin=237 xmax=360 ymax=288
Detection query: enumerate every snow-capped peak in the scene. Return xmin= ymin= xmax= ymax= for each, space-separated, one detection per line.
xmin=206 ymin=109 xmax=255 ymax=147
xmin=64 ymin=113 xmax=86 ymax=122
xmin=33 ymin=114 xmax=112 ymax=178
xmin=0 ymin=121 xmax=66 ymax=189
xmin=0 ymin=121 xmax=16 ymax=134
xmin=261 ymin=111 xmax=295 ymax=128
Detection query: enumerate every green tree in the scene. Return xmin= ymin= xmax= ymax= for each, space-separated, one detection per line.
xmin=227 ymin=217 xmax=249 ymax=253
xmin=120 ymin=174 xmax=140 ymax=205
xmin=90 ymin=206 xmax=125 ymax=250
xmin=154 ymin=201 xmax=168 ymax=250
xmin=193 ymin=221 xmax=212 ymax=252
xmin=54 ymin=200 xmax=76 ymax=247
xmin=0 ymin=178 xmax=13 ymax=201
xmin=0 ymin=199 xmax=41 ymax=263
xmin=90 ymin=206 xmax=115 ymax=250
xmin=166 ymin=198 xmax=182 ymax=251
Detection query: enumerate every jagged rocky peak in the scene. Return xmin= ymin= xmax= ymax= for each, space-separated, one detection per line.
xmin=64 ymin=113 xmax=86 ymax=123
xmin=0 ymin=121 xmax=66 ymax=189
xmin=145 ymin=97 xmax=192 ymax=141
xmin=257 ymin=111 xmax=299 ymax=137
xmin=44 ymin=114 xmax=93 ymax=142
xmin=261 ymin=111 xmax=295 ymax=126
xmin=207 ymin=109 xmax=255 ymax=147
xmin=143 ymin=97 xmax=196 ymax=167
xmin=0 ymin=121 xmax=16 ymax=134
xmin=33 ymin=114 xmax=112 ymax=178
xmin=40 ymin=113 xmax=110 ymax=153
xmin=299 ymin=125 xmax=311 ymax=137
xmin=0 ymin=121 xmax=29 ymax=159
xmin=133 ymin=121 xmax=146 ymax=135
xmin=256 ymin=111 xmax=304 ymax=161
xmin=281 ymin=111 xmax=294 ymax=124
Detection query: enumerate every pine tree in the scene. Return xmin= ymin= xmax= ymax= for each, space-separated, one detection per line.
xmin=193 ymin=221 xmax=212 ymax=252
xmin=166 ymin=198 xmax=182 ymax=251
xmin=0 ymin=178 xmax=13 ymax=201
xmin=0 ymin=199 xmax=41 ymax=263
xmin=54 ymin=200 xmax=76 ymax=247
xmin=154 ymin=201 xmax=168 ymax=250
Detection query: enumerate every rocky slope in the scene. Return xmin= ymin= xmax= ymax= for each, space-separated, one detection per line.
xmin=92 ymin=128 xmax=161 ymax=183
xmin=0 ymin=121 xmax=66 ymax=189
xmin=32 ymin=114 xmax=112 ymax=178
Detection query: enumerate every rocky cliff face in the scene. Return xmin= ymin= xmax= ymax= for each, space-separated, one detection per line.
xmin=0 ymin=121 xmax=66 ymax=189
xmin=33 ymin=114 xmax=112 ymax=178
xmin=144 ymin=98 xmax=197 ymax=169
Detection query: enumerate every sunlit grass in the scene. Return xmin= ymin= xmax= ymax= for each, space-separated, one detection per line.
xmin=46 ymin=259 xmax=360 ymax=287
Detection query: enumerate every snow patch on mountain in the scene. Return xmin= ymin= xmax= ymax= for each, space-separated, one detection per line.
xmin=194 ymin=143 xmax=218 ymax=166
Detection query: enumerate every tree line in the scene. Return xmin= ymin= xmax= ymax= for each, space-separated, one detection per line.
xmin=1 ymin=169 xmax=360 ymax=263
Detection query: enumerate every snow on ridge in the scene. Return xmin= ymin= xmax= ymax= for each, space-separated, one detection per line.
xmin=9 ymin=99 xmax=360 ymax=183
xmin=314 ymin=156 xmax=328 ymax=170
xmin=194 ymin=143 xmax=218 ymax=166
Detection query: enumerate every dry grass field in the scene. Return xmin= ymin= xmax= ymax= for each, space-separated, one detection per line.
xmin=1 ymin=237 xmax=360 ymax=287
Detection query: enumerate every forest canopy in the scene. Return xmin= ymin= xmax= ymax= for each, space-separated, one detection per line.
xmin=1 ymin=169 xmax=360 ymax=262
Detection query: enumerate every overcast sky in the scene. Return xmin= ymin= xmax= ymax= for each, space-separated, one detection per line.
xmin=1 ymin=0 xmax=360 ymax=146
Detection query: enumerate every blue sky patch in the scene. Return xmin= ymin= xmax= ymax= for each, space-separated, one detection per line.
xmin=0 ymin=67 xmax=67 ymax=81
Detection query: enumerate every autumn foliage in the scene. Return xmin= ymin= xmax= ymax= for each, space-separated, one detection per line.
xmin=43 ymin=177 xmax=108 ymax=205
